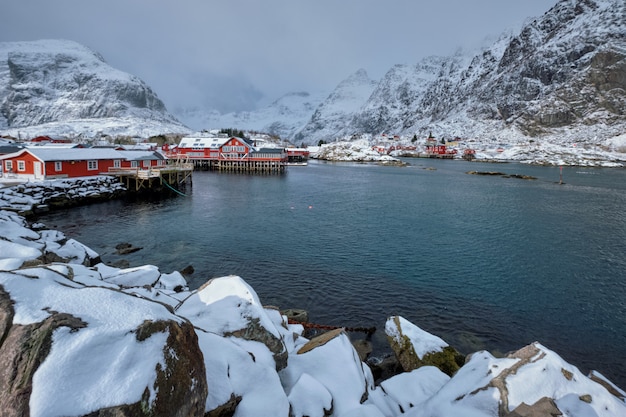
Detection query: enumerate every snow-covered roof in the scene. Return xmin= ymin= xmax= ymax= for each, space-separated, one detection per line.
xmin=117 ymin=151 xmax=165 ymax=161
xmin=0 ymin=147 xmax=165 ymax=162
xmin=178 ymin=136 xmax=229 ymax=149
xmin=255 ymin=148 xmax=285 ymax=154
xmin=33 ymin=148 xmax=126 ymax=161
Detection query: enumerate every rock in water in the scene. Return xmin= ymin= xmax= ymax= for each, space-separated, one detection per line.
xmin=385 ymin=315 xmax=464 ymax=376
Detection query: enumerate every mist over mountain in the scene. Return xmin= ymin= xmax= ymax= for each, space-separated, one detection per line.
xmin=0 ymin=39 xmax=189 ymax=139
xmin=292 ymin=69 xmax=378 ymax=144
xmin=174 ymin=91 xmax=326 ymax=141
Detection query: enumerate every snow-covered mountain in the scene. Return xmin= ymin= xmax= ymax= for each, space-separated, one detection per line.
xmin=292 ymin=69 xmax=378 ymax=144
xmin=200 ymin=0 xmax=624 ymax=147
xmin=173 ymin=91 xmax=326 ymax=142
xmin=296 ymin=0 xmax=625 ymax=145
xmin=0 ymin=39 xmax=190 ymax=139
xmin=1 ymin=0 xmax=623 ymax=148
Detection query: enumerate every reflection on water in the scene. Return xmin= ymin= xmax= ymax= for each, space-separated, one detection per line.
xmin=38 ymin=159 xmax=626 ymax=388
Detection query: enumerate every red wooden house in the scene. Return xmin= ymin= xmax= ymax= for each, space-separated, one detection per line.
xmin=29 ymin=135 xmax=73 ymax=144
xmin=167 ymin=135 xmax=287 ymax=172
xmin=0 ymin=148 xmax=165 ymax=181
xmin=285 ymin=148 xmax=310 ymax=164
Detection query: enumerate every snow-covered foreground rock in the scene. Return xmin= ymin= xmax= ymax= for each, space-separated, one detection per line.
xmin=1 ymin=208 xmax=625 ymax=417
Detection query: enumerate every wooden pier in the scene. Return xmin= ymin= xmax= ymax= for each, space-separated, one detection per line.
xmin=106 ymin=161 xmax=194 ymax=193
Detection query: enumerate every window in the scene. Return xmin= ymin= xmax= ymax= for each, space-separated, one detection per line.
xmin=87 ymin=160 xmax=98 ymax=170
xmin=55 ymin=161 xmax=62 ymax=171
xmin=17 ymin=160 xmax=26 ymax=171
xmin=5 ymin=161 xmax=12 ymax=172
xmin=142 ymin=160 xmax=150 ymax=168
xmin=131 ymin=161 xmax=139 ymax=168
xmin=114 ymin=160 xmax=121 ymax=168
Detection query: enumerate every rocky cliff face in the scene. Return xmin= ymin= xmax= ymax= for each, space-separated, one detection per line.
xmin=0 ymin=39 xmax=189 ymax=137
xmin=297 ymin=0 xmax=626 ymax=144
xmin=468 ymin=0 xmax=626 ymax=137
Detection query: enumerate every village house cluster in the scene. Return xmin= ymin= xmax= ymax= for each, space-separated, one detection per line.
xmin=164 ymin=134 xmax=309 ymax=172
xmin=0 ymin=134 xmax=310 ymax=183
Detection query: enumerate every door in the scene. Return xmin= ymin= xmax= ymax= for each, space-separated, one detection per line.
xmin=34 ymin=162 xmax=43 ymax=179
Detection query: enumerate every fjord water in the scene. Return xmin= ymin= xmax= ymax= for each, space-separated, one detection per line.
xmin=40 ymin=159 xmax=626 ymax=387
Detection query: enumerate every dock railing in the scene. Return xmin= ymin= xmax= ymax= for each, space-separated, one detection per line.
xmin=107 ymin=162 xmax=194 ymax=178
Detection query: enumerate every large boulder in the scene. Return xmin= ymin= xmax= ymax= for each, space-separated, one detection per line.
xmin=176 ymin=275 xmax=289 ymax=371
xmin=176 ymin=276 xmax=293 ymax=416
xmin=385 ymin=315 xmax=464 ymax=376
xmin=0 ymin=267 xmax=207 ymax=417
xmin=280 ymin=328 xmax=393 ymax=417
xmin=404 ymin=342 xmax=626 ymax=417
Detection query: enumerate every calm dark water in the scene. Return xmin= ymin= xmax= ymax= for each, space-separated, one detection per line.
xmin=38 ymin=159 xmax=626 ymax=387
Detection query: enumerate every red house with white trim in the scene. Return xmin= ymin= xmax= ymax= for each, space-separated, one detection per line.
xmin=0 ymin=148 xmax=166 ymax=181
xmin=167 ymin=135 xmax=287 ymax=172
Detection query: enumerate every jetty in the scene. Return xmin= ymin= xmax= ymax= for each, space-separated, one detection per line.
xmin=106 ymin=159 xmax=194 ymax=193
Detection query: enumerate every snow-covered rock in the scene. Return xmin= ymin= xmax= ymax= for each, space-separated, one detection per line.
xmin=385 ymin=316 xmax=464 ymax=376
xmin=308 ymin=134 xmax=625 ymax=167
xmin=405 ymin=343 xmax=626 ymax=417
xmin=310 ymin=137 xmax=404 ymax=164
xmin=0 ymin=261 xmax=206 ymax=417
xmin=0 ymin=176 xmax=127 ymax=214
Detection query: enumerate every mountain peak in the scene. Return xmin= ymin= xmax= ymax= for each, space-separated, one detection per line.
xmin=295 ymin=0 xmax=626 ymax=144
xmin=0 ymin=39 xmax=189 ymax=138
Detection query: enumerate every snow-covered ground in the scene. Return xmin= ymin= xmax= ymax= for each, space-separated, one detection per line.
xmin=309 ymin=133 xmax=626 ymax=167
xmin=1 ymin=178 xmax=626 ymax=416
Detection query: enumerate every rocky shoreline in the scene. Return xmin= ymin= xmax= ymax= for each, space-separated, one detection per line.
xmin=307 ymin=136 xmax=626 ymax=167
xmin=1 ymin=178 xmax=625 ymax=417
xmin=0 ymin=176 xmax=128 ymax=216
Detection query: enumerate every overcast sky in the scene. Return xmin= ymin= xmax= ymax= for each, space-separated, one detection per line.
xmin=2 ymin=0 xmax=557 ymax=113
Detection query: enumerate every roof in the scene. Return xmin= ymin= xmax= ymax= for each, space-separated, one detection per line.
xmin=0 ymin=148 xmax=161 ymax=162
xmin=25 ymin=143 xmax=82 ymax=149
xmin=118 ymin=151 xmax=165 ymax=161
xmin=0 ymin=145 xmax=24 ymax=155
xmin=178 ymin=136 xmax=229 ymax=149
xmin=254 ymin=148 xmax=285 ymax=154
xmin=25 ymin=148 xmax=126 ymax=161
